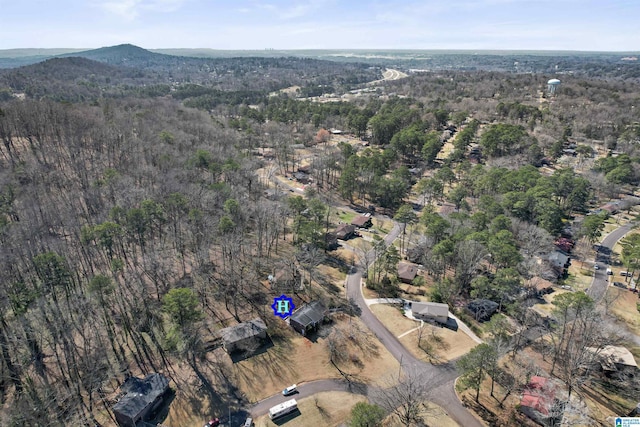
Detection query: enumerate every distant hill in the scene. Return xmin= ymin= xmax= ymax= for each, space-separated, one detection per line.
xmin=0 ymin=56 xmax=158 ymax=101
xmin=62 ymin=44 xmax=166 ymax=66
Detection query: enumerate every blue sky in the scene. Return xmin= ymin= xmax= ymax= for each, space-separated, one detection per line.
xmin=0 ymin=0 xmax=638 ymax=51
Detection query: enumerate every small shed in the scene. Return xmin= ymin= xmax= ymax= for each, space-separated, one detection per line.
xmin=397 ymin=262 xmax=419 ymax=284
xmin=410 ymin=301 xmax=449 ymax=324
xmin=289 ymin=301 xmax=326 ymax=336
xmin=113 ymin=373 xmax=170 ymax=427
xmin=219 ymin=318 xmax=268 ymax=354
xmin=351 ymin=215 xmax=373 ymax=228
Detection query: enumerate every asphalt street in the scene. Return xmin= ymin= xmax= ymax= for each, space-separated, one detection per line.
xmin=587 ymin=221 xmax=635 ymax=301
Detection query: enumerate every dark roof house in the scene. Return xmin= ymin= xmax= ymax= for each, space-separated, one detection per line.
xmin=466 ymin=299 xmax=499 ymax=322
xmin=335 ymin=224 xmax=356 ymax=240
xmin=351 ymin=215 xmax=373 ymax=228
xmin=219 ymin=318 xmax=268 ymax=354
xmin=397 ymin=262 xmax=419 ymax=283
xmin=289 ymin=301 xmax=326 ymax=336
xmin=113 ymin=373 xmax=170 ymax=427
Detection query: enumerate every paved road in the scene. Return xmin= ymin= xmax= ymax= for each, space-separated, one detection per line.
xmin=249 ymin=379 xmax=367 ymax=417
xmin=587 ymin=222 xmax=636 ymax=301
xmin=345 ymin=222 xmax=484 ymax=427
xmin=248 ymin=217 xmax=482 ymax=426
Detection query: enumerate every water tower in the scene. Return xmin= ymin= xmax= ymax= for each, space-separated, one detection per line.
xmin=547 ymin=78 xmax=561 ymax=95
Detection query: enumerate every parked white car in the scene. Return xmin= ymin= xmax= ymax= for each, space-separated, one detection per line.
xmin=282 ymin=384 xmax=297 ymax=396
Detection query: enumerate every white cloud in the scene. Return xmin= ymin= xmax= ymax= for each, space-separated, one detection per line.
xmin=100 ymin=0 xmax=187 ymax=20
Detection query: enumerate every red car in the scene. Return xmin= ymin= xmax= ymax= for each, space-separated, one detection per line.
xmin=204 ymin=418 xmax=220 ymax=427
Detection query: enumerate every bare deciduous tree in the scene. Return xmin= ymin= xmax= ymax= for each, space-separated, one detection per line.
xmin=372 ymin=367 xmax=435 ymax=426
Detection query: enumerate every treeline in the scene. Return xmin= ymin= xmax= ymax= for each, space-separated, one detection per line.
xmin=0 ymin=97 xmax=296 ymax=425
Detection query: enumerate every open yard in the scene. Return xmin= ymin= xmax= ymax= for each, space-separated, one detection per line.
xmin=159 ymin=315 xmax=398 ymax=427
xmin=230 ymin=315 xmax=399 ymax=403
xmin=255 ymin=392 xmax=365 ymax=427
xmin=370 ymin=304 xmax=478 ymax=363
xmin=607 ymin=286 xmax=640 ymax=337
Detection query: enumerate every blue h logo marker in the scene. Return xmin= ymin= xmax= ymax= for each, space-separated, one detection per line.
xmin=272 ymin=295 xmax=295 ymax=319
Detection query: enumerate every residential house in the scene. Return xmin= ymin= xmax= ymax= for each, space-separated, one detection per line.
xmin=293 ymin=171 xmax=311 ymax=184
xmin=589 ymin=345 xmax=638 ymax=376
xmin=548 ymin=250 xmax=570 ymax=278
xmin=519 ymin=376 xmax=559 ymax=425
xmin=600 ymin=201 xmax=620 ymax=215
xmin=219 ymin=318 xmax=268 ymax=354
xmin=335 ymin=224 xmax=356 ymax=240
xmin=113 ymin=373 xmax=171 ymax=427
xmin=466 ymin=299 xmax=499 ymax=322
xmin=410 ymin=301 xmax=449 ymax=325
xmin=289 ymin=301 xmax=326 ymax=336
xmin=527 ymin=277 xmax=554 ymax=296
xmin=351 ymin=215 xmax=373 ymax=229
xmin=397 ymin=262 xmax=419 ymax=284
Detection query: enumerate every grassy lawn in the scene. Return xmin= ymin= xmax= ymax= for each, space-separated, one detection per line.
xmin=336 ymin=210 xmax=356 ymax=224
xmin=253 ymin=392 xmax=461 ymax=427
xmin=370 ymin=304 xmax=418 ymax=336
xmin=564 ymin=266 xmax=593 ymax=292
xmin=607 ymin=286 xmax=640 ymax=337
xmin=370 ymin=304 xmax=478 ymax=363
xmin=373 ymin=217 xmax=392 ymax=234
xmin=230 ymin=315 xmax=399 ymax=403
xmin=255 ymin=392 xmax=365 ymax=427
xmin=530 ymin=288 xmax=570 ymax=318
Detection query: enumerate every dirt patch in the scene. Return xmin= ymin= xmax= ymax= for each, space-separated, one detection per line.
xmin=254 ymin=391 xmax=365 ymax=427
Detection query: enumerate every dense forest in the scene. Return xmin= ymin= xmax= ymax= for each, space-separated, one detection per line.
xmin=0 ymin=45 xmax=639 ymax=426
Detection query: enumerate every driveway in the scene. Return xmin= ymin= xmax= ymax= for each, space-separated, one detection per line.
xmin=587 ymin=221 xmax=636 ymax=301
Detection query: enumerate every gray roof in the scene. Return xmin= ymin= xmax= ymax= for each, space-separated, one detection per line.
xmin=411 ymin=301 xmax=449 ymax=318
xmin=398 ymin=262 xmax=418 ymax=281
xmin=220 ymin=318 xmax=267 ymax=345
xmin=290 ymin=301 xmax=325 ymax=327
xmin=548 ymin=251 xmax=570 ymax=268
xmin=113 ymin=373 xmax=170 ymax=419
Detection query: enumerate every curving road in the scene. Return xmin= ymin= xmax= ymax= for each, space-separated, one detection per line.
xmin=344 ymin=222 xmax=484 ymax=427
xmin=588 ymin=221 xmax=636 ymax=301
xmin=248 ymin=217 xmax=482 ymax=425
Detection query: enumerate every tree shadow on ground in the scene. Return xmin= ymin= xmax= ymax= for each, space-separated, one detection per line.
xmin=462 ymin=395 xmax=500 ymax=426
xmin=229 ymin=337 xmax=275 ymax=364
